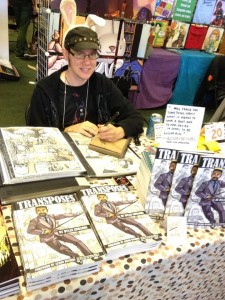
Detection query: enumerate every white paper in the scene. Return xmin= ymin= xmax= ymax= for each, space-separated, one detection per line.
xmin=161 ymin=104 xmax=205 ymax=150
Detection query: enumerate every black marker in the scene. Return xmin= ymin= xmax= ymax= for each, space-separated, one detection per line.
xmin=104 ymin=111 xmax=120 ymax=126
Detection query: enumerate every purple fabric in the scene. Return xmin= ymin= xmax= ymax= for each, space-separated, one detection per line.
xmin=129 ymin=48 xmax=180 ymax=109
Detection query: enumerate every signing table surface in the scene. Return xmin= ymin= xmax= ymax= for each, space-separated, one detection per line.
xmin=2 ymin=204 xmax=225 ymax=300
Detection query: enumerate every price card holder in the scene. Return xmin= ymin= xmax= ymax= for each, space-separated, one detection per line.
xmin=205 ymin=122 xmax=225 ymax=141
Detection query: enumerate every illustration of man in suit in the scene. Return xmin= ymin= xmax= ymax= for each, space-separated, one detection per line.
xmin=27 ymin=206 xmax=98 ymax=264
xmin=175 ymin=164 xmax=198 ymax=209
xmin=154 ymin=160 xmax=177 ymax=207
xmin=195 ymin=168 xmax=225 ymax=228
xmin=94 ymin=194 xmax=161 ymax=241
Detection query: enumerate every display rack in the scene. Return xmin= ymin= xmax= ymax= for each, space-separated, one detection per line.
xmin=37 ymin=0 xmax=51 ymax=81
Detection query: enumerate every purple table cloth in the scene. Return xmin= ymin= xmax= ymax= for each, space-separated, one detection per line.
xmin=129 ymin=48 xmax=180 ymax=109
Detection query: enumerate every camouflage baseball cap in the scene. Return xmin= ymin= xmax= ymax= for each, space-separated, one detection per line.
xmin=64 ymin=27 xmax=100 ymax=51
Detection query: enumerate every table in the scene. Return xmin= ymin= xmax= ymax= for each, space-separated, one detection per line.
xmin=169 ymin=50 xmax=215 ymax=106
xmin=2 ymin=205 xmax=225 ymax=300
xmin=128 ymin=48 xmax=181 ymax=109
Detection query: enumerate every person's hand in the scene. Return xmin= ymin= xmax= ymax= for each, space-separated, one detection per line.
xmin=64 ymin=121 xmax=98 ymax=137
xmin=97 ymin=124 xmax=125 ymax=142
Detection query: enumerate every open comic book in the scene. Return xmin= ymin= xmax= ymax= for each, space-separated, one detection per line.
xmin=0 ymin=207 xmax=20 ymax=298
xmin=184 ymin=155 xmax=225 ymax=229
xmin=12 ymin=194 xmax=106 ymax=291
xmin=0 ymin=127 xmax=87 ymax=185
xmin=77 ymin=185 xmax=164 ymax=260
xmin=66 ymin=132 xmax=141 ymax=177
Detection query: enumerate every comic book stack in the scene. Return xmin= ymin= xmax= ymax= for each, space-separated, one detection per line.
xmin=12 ymin=194 xmax=106 ymax=291
xmin=78 ymin=185 xmax=163 ymax=260
xmin=0 ymin=207 xmax=20 ymax=298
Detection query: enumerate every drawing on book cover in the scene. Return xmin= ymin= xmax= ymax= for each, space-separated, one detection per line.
xmin=165 ymin=21 xmax=190 ymax=48
xmin=165 ymin=151 xmax=200 ymax=217
xmin=154 ymin=0 xmax=176 ymax=19
xmin=67 ymin=132 xmax=140 ymax=177
xmin=79 ymin=185 xmax=162 ymax=257
xmin=184 ymin=156 xmax=225 ymax=229
xmin=13 ymin=194 xmax=105 ymax=279
xmin=146 ymin=148 xmax=178 ymax=219
xmin=0 ymin=127 xmax=86 ymax=184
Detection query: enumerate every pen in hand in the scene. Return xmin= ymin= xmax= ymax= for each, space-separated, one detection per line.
xmin=104 ymin=111 xmax=120 ymax=126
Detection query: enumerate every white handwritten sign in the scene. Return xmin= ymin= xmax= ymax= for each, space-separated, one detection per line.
xmin=160 ymin=104 xmax=205 ymax=150
xmin=166 ymin=216 xmax=187 ymax=246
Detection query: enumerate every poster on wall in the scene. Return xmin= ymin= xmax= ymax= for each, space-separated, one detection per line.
xmin=149 ymin=20 xmax=169 ymax=47
xmin=202 ymin=26 xmax=224 ymax=52
xmin=165 ymin=20 xmax=190 ymax=48
xmin=172 ymin=0 xmax=197 ymax=23
xmin=154 ymin=0 xmax=176 ymax=19
xmin=210 ymin=0 xmax=225 ymax=27
xmin=192 ymin=0 xmax=217 ymax=25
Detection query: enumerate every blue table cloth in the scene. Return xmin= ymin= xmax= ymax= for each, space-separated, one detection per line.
xmin=169 ymin=50 xmax=215 ymax=106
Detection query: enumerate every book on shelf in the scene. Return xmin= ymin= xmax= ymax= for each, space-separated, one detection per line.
xmin=88 ymin=136 xmax=132 ymax=158
xmin=0 ymin=206 xmax=21 ymax=299
xmin=77 ymin=185 xmax=163 ymax=260
xmin=184 ymin=155 xmax=225 ymax=229
xmin=12 ymin=194 xmax=106 ymax=291
xmin=164 ymin=151 xmax=201 ymax=217
xmin=146 ymin=148 xmax=178 ymax=220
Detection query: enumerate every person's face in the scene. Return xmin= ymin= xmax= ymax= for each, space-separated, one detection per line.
xmin=169 ymin=162 xmax=177 ymax=173
xmin=154 ymin=24 xmax=161 ymax=33
xmin=211 ymin=170 xmax=222 ymax=180
xmin=36 ymin=207 xmax=48 ymax=216
xmin=191 ymin=166 xmax=198 ymax=176
xmin=65 ymin=48 xmax=97 ymax=84
xmin=97 ymin=194 xmax=108 ymax=202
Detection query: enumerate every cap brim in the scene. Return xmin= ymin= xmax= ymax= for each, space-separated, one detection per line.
xmin=70 ymin=42 xmax=100 ymax=51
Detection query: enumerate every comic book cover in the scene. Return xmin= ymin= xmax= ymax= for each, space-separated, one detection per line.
xmin=78 ymin=185 xmax=163 ymax=260
xmin=12 ymin=194 xmax=105 ymax=290
xmin=184 ymin=155 xmax=225 ymax=229
xmin=202 ymin=26 xmax=224 ymax=52
xmin=165 ymin=20 xmax=190 ymax=48
xmin=164 ymin=151 xmax=201 ymax=217
xmin=0 ymin=127 xmax=87 ymax=185
xmin=149 ymin=20 xmax=169 ymax=47
xmin=146 ymin=148 xmax=178 ymax=220
xmin=0 ymin=207 xmax=20 ymax=298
